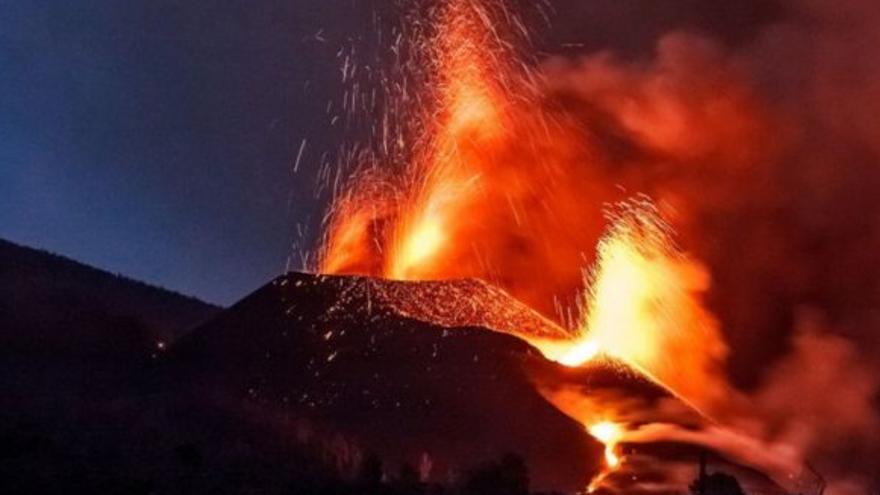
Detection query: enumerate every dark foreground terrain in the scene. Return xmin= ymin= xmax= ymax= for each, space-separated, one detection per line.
xmin=1 ymin=240 xmax=789 ymax=495
xmin=1 ymin=242 xmax=604 ymax=494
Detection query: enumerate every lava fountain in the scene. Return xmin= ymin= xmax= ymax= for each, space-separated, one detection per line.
xmin=547 ymin=201 xmax=731 ymax=415
xmin=319 ymin=0 xmax=617 ymax=320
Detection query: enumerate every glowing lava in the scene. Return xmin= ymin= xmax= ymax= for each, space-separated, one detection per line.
xmin=392 ymin=217 xmax=446 ymax=277
xmin=544 ymin=202 xmax=729 ymax=415
xmin=588 ymin=421 xmax=623 ymax=469
xmin=384 ymin=0 xmax=508 ymax=281
xmin=555 ymin=339 xmax=600 ymax=367
xmin=319 ymin=0 xmax=616 ymax=320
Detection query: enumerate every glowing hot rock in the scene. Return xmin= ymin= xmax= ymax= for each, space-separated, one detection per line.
xmin=556 ymin=339 xmax=601 ymax=367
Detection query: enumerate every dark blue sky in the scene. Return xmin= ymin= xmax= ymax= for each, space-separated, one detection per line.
xmin=0 ymin=1 xmax=367 ymax=304
xmin=0 ymin=0 xmax=776 ymax=305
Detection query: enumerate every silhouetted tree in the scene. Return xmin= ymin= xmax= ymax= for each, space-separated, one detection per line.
xmin=499 ymin=454 xmax=529 ymax=495
xmin=174 ymin=442 xmax=203 ymax=469
xmin=390 ymin=463 xmax=424 ymax=495
xmin=358 ymin=452 xmax=384 ymax=487
xmin=463 ymin=453 xmax=529 ymax=495
xmin=690 ymin=472 xmax=747 ymax=495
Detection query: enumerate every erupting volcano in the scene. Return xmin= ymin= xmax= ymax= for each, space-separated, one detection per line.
xmin=310 ymin=0 xmax=824 ymax=493
xmin=159 ymin=270 xmax=784 ymax=494
xmin=317 ymin=0 xmax=728 ymax=408
xmin=7 ymin=0 xmax=880 ymax=493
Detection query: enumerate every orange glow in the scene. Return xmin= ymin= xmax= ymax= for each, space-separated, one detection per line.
xmin=383 ymin=0 xmax=506 ymax=281
xmin=319 ymin=0 xmax=614 ymax=319
xmin=317 ymin=1 xmax=748 ymax=487
xmin=321 ymin=206 xmax=380 ymax=275
xmin=537 ymin=203 xmax=729 ymax=414
xmin=588 ymin=421 xmax=623 ymax=468
xmin=555 ymin=339 xmax=600 ymax=367
xmin=591 ymin=205 xmax=727 ymax=412
xmin=319 ymin=0 xmax=736 ymax=413
xmin=392 ymin=215 xmax=446 ymax=277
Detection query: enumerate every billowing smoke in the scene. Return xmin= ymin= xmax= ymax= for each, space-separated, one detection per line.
xmin=748 ymin=313 xmax=880 ymax=494
xmin=538 ymin=0 xmax=880 ymax=490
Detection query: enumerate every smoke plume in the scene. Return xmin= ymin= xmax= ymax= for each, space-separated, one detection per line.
xmin=538 ymin=0 xmax=880 ymax=490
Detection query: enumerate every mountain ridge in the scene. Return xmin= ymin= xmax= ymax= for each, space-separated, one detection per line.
xmin=0 ymin=237 xmax=221 ymax=347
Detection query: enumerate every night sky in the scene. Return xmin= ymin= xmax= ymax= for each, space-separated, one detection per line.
xmin=0 ymin=0 xmax=777 ymax=305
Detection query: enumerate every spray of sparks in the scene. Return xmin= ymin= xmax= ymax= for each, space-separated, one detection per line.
xmin=319 ymin=0 xmax=613 ymax=322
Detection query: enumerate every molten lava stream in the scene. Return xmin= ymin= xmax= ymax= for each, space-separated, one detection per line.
xmin=589 ymin=420 xmax=623 ymax=469
xmin=586 ymin=421 xmax=624 ymax=493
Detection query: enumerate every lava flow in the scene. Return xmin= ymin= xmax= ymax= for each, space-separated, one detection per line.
xmin=588 ymin=421 xmax=623 ymax=469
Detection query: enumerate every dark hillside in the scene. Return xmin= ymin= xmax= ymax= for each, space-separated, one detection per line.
xmin=158 ymin=272 xmax=634 ymax=492
xmin=0 ymin=238 xmax=220 ymax=353
xmin=0 ymin=238 xmax=223 ymax=492
xmin=0 ymin=252 xmax=789 ymax=495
